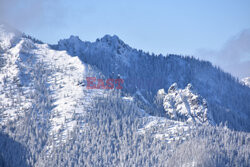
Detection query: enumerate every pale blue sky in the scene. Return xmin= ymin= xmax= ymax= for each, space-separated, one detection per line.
xmin=28 ymin=1 xmax=250 ymax=54
xmin=1 ymin=0 xmax=250 ymax=77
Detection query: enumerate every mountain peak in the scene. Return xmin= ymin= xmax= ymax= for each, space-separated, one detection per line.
xmin=99 ymin=34 xmax=121 ymax=43
xmin=97 ymin=34 xmax=129 ymax=49
xmin=68 ymin=35 xmax=81 ymax=42
xmin=57 ymin=35 xmax=86 ymax=55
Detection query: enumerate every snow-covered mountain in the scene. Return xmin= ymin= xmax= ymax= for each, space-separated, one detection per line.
xmin=0 ymin=24 xmax=250 ymax=166
xmin=55 ymin=33 xmax=250 ymax=132
xmin=0 ymin=24 xmax=108 ymax=142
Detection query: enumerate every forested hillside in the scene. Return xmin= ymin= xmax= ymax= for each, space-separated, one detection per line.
xmin=0 ymin=24 xmax=249 ymax=166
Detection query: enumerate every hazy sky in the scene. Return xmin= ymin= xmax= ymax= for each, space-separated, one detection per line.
xmin=0 ymin=0 xmax=250 ymax=78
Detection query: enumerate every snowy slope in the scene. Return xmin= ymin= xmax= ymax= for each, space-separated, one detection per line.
xmin=0 ymin=38 xmax=33 ymax=124
xmin=138 ymin=111 xmax=191 ymax=143
xmin=32 ymin=43 xmax=106 ymax=142
xmin=0 ymin=26 xmax=107 ymax=144
xmin=121 ymin=95 xmax=192 ymax=143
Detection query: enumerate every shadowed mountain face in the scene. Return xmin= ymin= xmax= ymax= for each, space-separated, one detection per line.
xmin=56 ymin=34 xmax=250 ymax=132
xmin=0 ymin=132 xmax=30 ymax=167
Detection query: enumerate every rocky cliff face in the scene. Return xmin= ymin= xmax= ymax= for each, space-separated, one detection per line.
xmin=157 ymin=83 xmax=214 ymax=124
xmin=242 ymin=77 xmax=250 ymax=87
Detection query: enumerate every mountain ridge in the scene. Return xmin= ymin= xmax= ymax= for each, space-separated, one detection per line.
xmin=53 ymin=32 xmax=250 ymax=132
xmin=1 ymin=24 xmax=250 ymax=132
xmin=0 ymin=24 xmax=250 ymax=166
